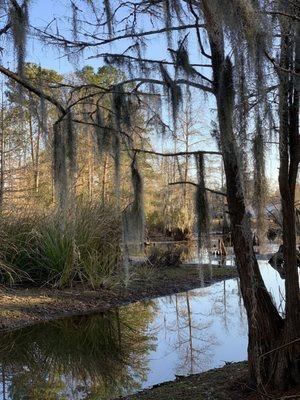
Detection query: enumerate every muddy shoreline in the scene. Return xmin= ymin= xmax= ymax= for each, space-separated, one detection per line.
xmin=115 ymin=362 xmax=300 ymax=400
xmin=0 ymin=265 xmax=237 ymax=331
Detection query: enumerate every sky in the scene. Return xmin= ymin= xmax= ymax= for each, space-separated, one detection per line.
xmin=1 ymin=0 xmax=279 ymax=187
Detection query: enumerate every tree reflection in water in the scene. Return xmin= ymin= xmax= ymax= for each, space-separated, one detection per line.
xmin=0 ymin=302 xmax=157 ymax=400
xmin=162 ymin=291 xmax=217 ymax=376
xmin=211 ymin=278 xmax=246 ymax=334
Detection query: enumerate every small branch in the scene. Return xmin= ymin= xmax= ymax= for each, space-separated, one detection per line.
xmin=265 ymin=52 xmax=300 ymax=77
xmin=189 ymin=2 xmax=212 ymax=60
xmin=120 ymin=77 xmax=214 ymax=94
xmin=170 ymin=180 xmax=198 ymax=187
xmin=90 ymin=52 xmax=212 ymax=68
xmin=265 ymin=10 xmax=300 ymax=22
xmin=169 ymin=181 xmax=226 ymax=196
xmin=259 ymin=338 xmax=300 ymax=359
xmin=132 ymin=148 xmax=222 ymax=156
xmin=0 ymin=23 xmax=11 ymax=36
xmin=35 ymin=23 xmax=206 ymax=49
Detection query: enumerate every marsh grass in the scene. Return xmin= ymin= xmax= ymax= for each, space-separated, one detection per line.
xmin=0 ymin=202 xmax=121 ymax=287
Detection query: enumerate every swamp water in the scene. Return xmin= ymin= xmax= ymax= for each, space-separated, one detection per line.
xmin=0 ymin=261 xmax=287 ymax=400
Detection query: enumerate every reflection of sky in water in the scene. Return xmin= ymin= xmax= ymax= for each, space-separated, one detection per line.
xmin=145 ymin=278 xmax=246 ymax=386
xmin=0 ymin=260 xmax=295 ymax=399
xmin=145 ymin=260 xmax=285 ymax=388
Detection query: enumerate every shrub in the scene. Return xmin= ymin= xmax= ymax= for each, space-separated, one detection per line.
xmin=146 ymin=246 xmax=184 ymax=268
xmin=0 ymin=202 xmax=121 ymax=287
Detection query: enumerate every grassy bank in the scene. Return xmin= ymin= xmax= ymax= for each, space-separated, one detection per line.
xmin=0 ymin=264 xmax=237 ymax=330
xmin=0 ymin=203 xmax=238 ymax=330
xmin=0 ymin=203 xmax=121 ymax=287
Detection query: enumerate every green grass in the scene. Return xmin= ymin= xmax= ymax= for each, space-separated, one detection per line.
xmin=0 ymin=202 xmax=121 ymax=287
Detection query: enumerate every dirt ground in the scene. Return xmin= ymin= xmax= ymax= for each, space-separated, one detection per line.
xmin=116 ymin=362 xmax=300 ymax=400
xmin=0 ymin=264 xmax=237 ymax=331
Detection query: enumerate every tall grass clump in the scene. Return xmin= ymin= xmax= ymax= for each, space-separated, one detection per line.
xmin=0 ymin=202 xmax=121 ymax=287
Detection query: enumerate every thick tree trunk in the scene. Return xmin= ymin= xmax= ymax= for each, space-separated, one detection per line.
xmin=216 ymin=59 xmax=283 ymax=387
xmin=273 ymin=19 xmax=300 ymax=387
xmin=200 ymin=2 xmax=285 ymax=387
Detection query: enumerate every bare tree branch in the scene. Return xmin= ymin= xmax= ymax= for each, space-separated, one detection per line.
xmin=89 ymin=52 xmax=212 ymax=68
xmin=169 ymin=181 xmax=226 ymax=196
xmin=35 ymin=23 xmax=206 ymax=49
xmin=132 ymin=148 xmax=222 ymax=156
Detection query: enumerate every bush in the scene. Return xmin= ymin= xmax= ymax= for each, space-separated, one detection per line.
xmin=0 ymin=202 xmax=121 ymax=287
xmin=146 ymin=246 xmax=184 ymax=268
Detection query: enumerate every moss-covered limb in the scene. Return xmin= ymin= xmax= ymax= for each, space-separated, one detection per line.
xmin=117 ymin=362 xmax=248 ymax=400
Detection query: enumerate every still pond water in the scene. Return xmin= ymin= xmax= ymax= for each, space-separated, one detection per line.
xmin=0 ymin=261 xmax=286 ymax=400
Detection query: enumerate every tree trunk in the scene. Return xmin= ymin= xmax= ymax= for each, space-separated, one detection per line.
xmin=201 ymin=2 xmax=285 ymax=387
xmin=273 ymin=18 xmax=300 ymax=387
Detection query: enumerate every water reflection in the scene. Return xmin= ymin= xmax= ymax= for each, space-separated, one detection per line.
xmin=0 ymin=261 xmax=288 ymax=400
xmin=0 ymin=303 xmax=157 ymax=399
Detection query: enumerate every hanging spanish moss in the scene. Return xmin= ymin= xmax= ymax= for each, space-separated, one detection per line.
xmin=71 ymin=1 xmax=79 ymax=41
xmin=66 ymin=111 xmax=77 ymax=195
xmin=111 ymin=84 xmax=136 ymax=205
xmin=39 ymin=95 xmax=46 ymax=128
xmin=162 ymin=0 xmax=172 ymax=46
xmin=195 ymin=153 xmax=210 ymax=249
xmin=10 ymin=0 xmax=29 ymax=77
xmin=53 ymin=111 xmax=77 ymax=219
xmin=235 ymin=52 xmax=249 ymax=148
xmin=253 ymin=115 xmax=267 ymax=240
xmin=233 ymin=51 xmax=252 ymax=195
xmin=172 ymin=40 xmax=198 ymax=78
xmin=218 ymin=57 xmax=235 ymax=153
xmin=103 ymin=0 xmax=113 ymax=36
xmin=122 ymin=154 xmax=145 ymax=255
xmin=171 ymin=0 xmax=183 ymax=24
xmin=111 ymin=87 xmax=125 ymax=205
xmin=94 ymin=105 xmax=110 ymax=161
xmin=112 ymin=130 xmax=121 ymax=204
xmin=159 ymin=64 xmax=182 ymax=134
xmin=208 ymin=0 xmax=266 ymax=56
xmin=53 ymin=120 xmax=68 ymax=216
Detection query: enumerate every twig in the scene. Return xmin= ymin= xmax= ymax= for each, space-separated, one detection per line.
xmin=131 ymin=148 xmax=222 ymax=156
xmin=169 ymin=181 xmax=226 ymax=196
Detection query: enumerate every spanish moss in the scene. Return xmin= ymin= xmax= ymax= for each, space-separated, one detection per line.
xmin=53 ymin=111 xmax=77 ymax=217
xmin=71 ymin=1 xmax=79 ymax=41
xmin=159 ymin=64 xmax=182 ymax=134
xmin=253 ymin=115 xmax=267 ymax=240
xmin=94 ymin=105 xmax=110 ymax=161
xmin=10 ymin=0 xmax=29 ymax=77
xmin=122 ymin=154 xmax=145 ymax=253
xmin=195 ymin=153 xmax=210 ymax=249
xmin=103 ymin=0 xmax=113 ymax=36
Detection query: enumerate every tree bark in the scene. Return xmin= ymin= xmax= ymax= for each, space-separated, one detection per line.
xmin=274 ymin=17 xmax=300 ymax=387
xmin=201 ymin=1 xmax=285 ymax=387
